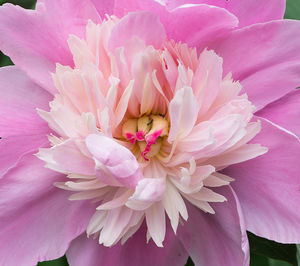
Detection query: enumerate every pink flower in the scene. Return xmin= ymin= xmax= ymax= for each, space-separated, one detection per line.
xmin=0 ymin=1 xmax=299 ymax=265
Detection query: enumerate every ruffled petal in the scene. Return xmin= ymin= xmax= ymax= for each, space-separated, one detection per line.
xmin=0 ymin=153 xmax=95 ymax=265
xmin=225 ymin=118 xmax=300 ymax=243
xmin=0 ymin=66 xmax=51 ymax=176
xmin=177 ymin=186 xmax=249 ymax=266
xmin=0 ymin=1 xmax=100 ymax=94
xmin=67 ymin=223 xmax=188 ymax=266
xmin=256 ymin=90 xmax=300 ymax=138
xmin=113 ymin=1 xmax=238 ymax=49
xmin=212 ymin=20 xmax=300 ymax=111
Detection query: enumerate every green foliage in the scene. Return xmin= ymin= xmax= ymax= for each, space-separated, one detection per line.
xmin=285 ymin=0 xmax=300 ymax=20
xmin=37 ymin=256 xmax=68 ymax=266
xmin=248 ymin=232 xmax=298 ymax=266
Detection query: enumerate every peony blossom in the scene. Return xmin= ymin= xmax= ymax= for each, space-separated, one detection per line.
xmin=0 ymin=0 xmax=300 ymax=265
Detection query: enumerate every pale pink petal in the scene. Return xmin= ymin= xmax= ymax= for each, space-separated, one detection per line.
xmin=50 ymin=139 xmax=96 ymax=176
xmin=108 ymin=11 xmax=166 ymax=51
xmin=166 ymin=0 xmax=285 ymax=27
xmin=192 ymin=49 xmax=223 ymax=115
xmin=0 ymin=66 xmax=51 ymax=176
xmin=225 ymin=118 xmax=300 ymax=243
xmin=67 ymin=224 xmax=188 ymax=266
xmin=145 ymin=202 xmax=166 ymax=247
xmin=0 ymin=1 xmax=100 ymax=94
xmin=212 ymin=20 xmax=300 ymax=110
xmin=86 ymin=134 xmax=142 ymax=188
xmin=168 ymin=86 xmax=199 ymax=142
xmin=0 ymin=154 xmax=95 ymax=265
xmin=126 ymin=178 xmax=166 ymax=210
xmin=256 ymin=91 xmax=300 ymax=138
xmin=177 ymin=186 xmax=249 ymax=266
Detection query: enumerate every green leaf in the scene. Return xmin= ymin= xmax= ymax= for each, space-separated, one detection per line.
xmin=37 ymin=256 xmax=69 ymax=266
xmin=0 ymin=52 xmax=13 ymax=67
xmin=185 ymin=257 xmax=194 ymax=266
xmin=248 ymin=232 xmax=298 ymax=266
xmin=285 ymin=0 xmax=300 ymax=20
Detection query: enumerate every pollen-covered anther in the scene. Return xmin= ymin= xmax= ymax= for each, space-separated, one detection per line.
xmin=122 ymin=115 xmax=169 ymax=160
xmin=122 ymin=118 xmax=138 ymax=144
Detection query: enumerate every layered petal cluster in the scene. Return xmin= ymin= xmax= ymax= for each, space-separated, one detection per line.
xmin=36 ymin=16 xmax=267 ymax=247
xmin=0 ymin=0 xmax=300 ymax=266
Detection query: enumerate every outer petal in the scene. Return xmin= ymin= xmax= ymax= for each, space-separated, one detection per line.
xmin=177 ymin=186 xmax=249 ymax=266
xmin=0 ymin=1 xmax=100 ymax=94
xmin=164 ymin=4 xmax=238 ymax=49
xmin=0 ymin=66 xmax=51 ymax=176
xmin=225 ymin=118 xmax=300 ymax=243
xmin=212 ymin=20 xmax=300 ymax=111
xmin=67 ymin=223 xmax=189 ymax=266
xmin=256 ymin=90 xmax=300 ymax=138
xmin=0 ymin=154 xmax=95 ymax=266
xmin=165 ymin=0 xmax=285 ymax=28
xmin=113 ymin=1 xmax=238 ymax=49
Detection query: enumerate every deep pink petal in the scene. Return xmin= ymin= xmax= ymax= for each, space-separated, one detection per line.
xmin=108 ymin=11 xmax=166 ymax=50
xmin=0 ymin=153 xmax=95 ymax=265
xmin=166 ymin=0 xmax=285 ymax=27
xmin=177 ymin=186 xmax=249 ymax=266
xmin=225 ymin=118 xmax=300 ymax=243
xmin=0 ymin=1 xmax=100 ymax=94
xmin=256 ymin=90 xmax=300 ymax=138
xmin=0 ymin=66 xmax=51 ymax=176
xmin=211 ymin=20 xmax=300 ymax=111
xmin=67 ymin=223 xmax=188 ymax=266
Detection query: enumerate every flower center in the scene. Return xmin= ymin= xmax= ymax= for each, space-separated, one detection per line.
xmin=122 ymin=115 xmax=169 ymax=161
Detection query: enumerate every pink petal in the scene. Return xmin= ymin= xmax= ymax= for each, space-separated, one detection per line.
xmin=0 ymin=154 xmax=95 ymax=265
xmin=177 ymin=186 xmax=249 ymax=265
xmin=165 ymin=4 xmax=238 ymax=49
xmin=108 ymin=11 xmax=166 ymax=51
xmin=225 ymin=118 xmax=300 ymax=243
xmin=0 ymin=66 xmax=51 ymax=176
xmin=90 ymin=0 xmax=115 ymax=17
xmin=67 ymin=223 xmax=188 ymax=266
xmin=86 ymin=134 xmax=142 ymax=188
xmin=113 ymin=0 xmax=167 ymax=19
xmin=212 ymin=20 xmax=300 ymax=111
xmin=113 ymin=2 xmax=238 ymax=50
xmin=256 ymin=90 xmax=300 ymax=138
xmin=0 ymin=1 xmax=100 ymax=94
xmin=166 ymin=0 xmax=285 ymax=28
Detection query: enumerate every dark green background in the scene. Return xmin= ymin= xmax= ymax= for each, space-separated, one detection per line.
xmin=0 ymin=0 xmax=299 ymax=265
